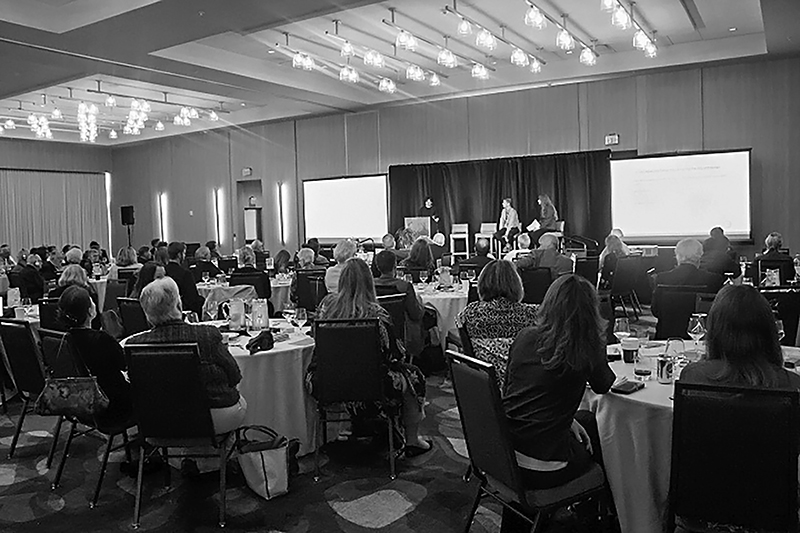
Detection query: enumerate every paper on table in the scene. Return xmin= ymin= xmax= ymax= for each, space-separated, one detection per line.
xmin=526 ymin=219 xmax=541 ymax=232
xmin=290 ymin=336 xmax=314 ymax=347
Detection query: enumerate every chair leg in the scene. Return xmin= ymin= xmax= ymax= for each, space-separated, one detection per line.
xmin=0 ymin=382 xmax=6 ymax=415
xmin=132 ymin=441 xmax=146 ymax=529
xmin=90 ymin=433 xmax=115 ymax=508
xmin=46 ymin=416 xmax=64 ymax=468
xmin=219 ymin=440 xmax=228 ymax=528
xmin=52 ymin=420 xmax=77 ymax=490
xmin=463 ymin=480 xmax=484 ymax=533
xmin=314 ymin=409 xmax=324 ymax=482
xmin=162 ymin=447 xmax=171 ymax=487
xmin=122 ymin=430 xmax=132 ymax=463
xmin=387 ymin=414 xmax=396 ymax=480
xmin=8 ymin=398 xmax=30 ymax=459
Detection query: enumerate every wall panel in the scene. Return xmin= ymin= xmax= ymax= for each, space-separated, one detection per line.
xmin=529 ymin=85 xmax=580 ymax=154
xmin=638 ymin=69 xmax=703 ymax=154
xmin=585 ymin=77 xmax=638 ymax=151
xmin=0 ymin=138 xmax=111 ymax=172
xmin=345 ymin=111 xmax=379 ymax=175
xmin=296 ymin=114 xmax=346 ymax=180
xmin=467 ymin=90 xmax=532 ymax=159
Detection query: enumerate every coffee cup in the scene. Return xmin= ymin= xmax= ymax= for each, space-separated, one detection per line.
xmin=621 ymin=337 xmax=640 ymax=364
xmin=14 ymin=307 xmax=25 ymax=320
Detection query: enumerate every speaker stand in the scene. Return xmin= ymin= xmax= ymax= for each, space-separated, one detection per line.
xmin=126 ymin=225 xmax=132 ymax=248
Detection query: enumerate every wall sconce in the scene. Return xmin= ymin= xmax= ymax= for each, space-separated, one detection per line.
xmin=157 ymin=192 xmax=168 ymax=242
xmin=213 ymin=187 xmax=224 ymax=245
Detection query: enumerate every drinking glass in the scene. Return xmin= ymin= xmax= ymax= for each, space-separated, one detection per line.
xmin=633 ymin=352 xmax=653 ymax=381
xmin=613 ymin=318 xmax=631 ymax=343
xmin=419 ymin=271 xmax=429 ymax=284
xmin=404 ymin=273 xmax=413 ymax=284
xmin=466 ymin=269 xmax=476 ymax=282
xmin=776 ymin=319 xmax=785 ymax=342
xmin=21 ymin=297 xmax=32 ymax=318
xmin=687 ymin=314 xmax=706 ymax=362
xmin=295 ymin=308 xmax=308 ymax=328
xmin=666 ymin=337 xmax=686 ymax=378
xmin=202 ymin=271 xmax=210 ymax=284
xmin=282 ymin=306 xmax=296 ymax=326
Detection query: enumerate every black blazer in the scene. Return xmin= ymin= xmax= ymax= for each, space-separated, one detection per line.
xmin=652 ymin=264 xmax=724 ymax=318
xmin=165 ymin=261 xmax=204 ymax=315
xmin=230 ymin=265 xmax=271 ymax=299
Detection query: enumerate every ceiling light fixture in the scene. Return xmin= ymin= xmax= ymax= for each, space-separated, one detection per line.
xmin=378 ymin=78 xmax=397 ymax=94
xmin=524 ymin=5 xmax=547 ymax=29
xmin=475 ymin=28 xmax=498 ymax=51
xmin=395 ymin=29 xmax=418 ymax=51
xmin=292 ymin=52 xmax=315 ymax=70
xmin=51 ymin=107 xmax=62 ymax=120
xmin=580 ymin=45 xmax=597 ymax=66
xmin=109 ymin=130 xmax=118 ymax=139
xmin=0 ymin=125 xmax=4 ymax=135
xmin=457 ymin=18 xmax=472 ymax=36
xmin=437 ymin=48 xmax=458 ymax=68
xmin=556 ymin=28 xmax=575 ymax=50
xmin=471 ymin=63 xmax=489 ymax=80
xmin=77 ymin=101 xmax=98 ymax=142
xmin=644 ymin=39 xmax=657 ymax=58
xmin=600 ymin=0 xmax=616 ymax=12
xmin=339 ymin=64 xmax=360 ymax=84
xmin=510 ymin=47 xmax=530 ymax=67
xmin=5 ymin=119 xmax=16 ymax=129
xmin=340 ymin=41 xmax=355 ymax=57
xmin=405 ymin=64 xmax=425 ymax=82
xmin=611 ymin=4 xmax=632 ymax=30
xmin=154 ymin=121 xmax=165 ymax=131
xmin=633 ymin=29 xmax=649 ymax=50
xmin=27 ymin=113 xmax=52 ymax=140
xmin=429 ymin=73 xmax=441 ymax=87
xmin=363 ymin=49 xmax=385 ymax=68
xmin=105 ymin=95 xmax=116 ymax=107
xmin=208 ymin=110 xmax=219 ymax=121
xmin=530 ymin=57 xmax=542 ymax=73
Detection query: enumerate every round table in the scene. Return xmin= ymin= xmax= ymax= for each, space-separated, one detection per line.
xmin=229 ymin=324 xmax=318 ymax=455
xmin=582 ymin=344 xmax=800 ymax=533
xmin=419 ymin=284 xmax=469 ymax=347
xmin=270 ymin=279 xmax=292 ymax=313
xmin=196 ymin=283 xmax=258 ymax=319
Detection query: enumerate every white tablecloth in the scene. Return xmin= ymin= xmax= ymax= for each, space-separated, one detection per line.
xmin=582 ymin=344 xmax=800 ymax=533
xmin=89 ymin=278 xmax=107 ymax=312
xmin=419 ymin=285 xmax=469 ymax=347
xmin=270 ymin=279 xmax=292 ymax=313
xmin=230 ymin=329 xmax=318 ymax=455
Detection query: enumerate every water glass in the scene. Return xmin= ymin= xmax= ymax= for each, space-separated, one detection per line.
xmin=634 ymin=352 xmax=654 ymax=381
xmin=295 ymin=308 xmax=308 ymax=328
xmin=613 ymin=318 xmax=631 ymax=344
xmin=419 ymin=271 xmax=429 ymax=284
xmin=687 ymin=314 xmax=706 ymax=362
xmin=202 ymin=271 xmax=210 ymax=284
xmin=776 ymin=319 xmax=785 ymax=342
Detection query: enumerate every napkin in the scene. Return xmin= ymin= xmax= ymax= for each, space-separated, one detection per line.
xmin=246 ymin=330 xmax=275 ymax=354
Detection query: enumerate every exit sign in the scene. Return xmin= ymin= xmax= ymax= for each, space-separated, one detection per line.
xmin=604 ymin=133 xmax=620 ymax=146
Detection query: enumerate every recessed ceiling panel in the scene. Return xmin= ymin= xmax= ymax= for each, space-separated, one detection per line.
xmin=0 ymin=0 xmax=160 ymax=34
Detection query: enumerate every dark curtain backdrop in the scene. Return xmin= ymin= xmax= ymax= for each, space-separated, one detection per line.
xmin=388 ymin=150 xmax=611 ymax=245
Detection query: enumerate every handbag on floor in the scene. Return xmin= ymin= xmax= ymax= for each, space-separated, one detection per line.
xmin=34 ymin=334 xmax=109 ymax=421
xmin=236 ymin=425 xmax=299 ymax=500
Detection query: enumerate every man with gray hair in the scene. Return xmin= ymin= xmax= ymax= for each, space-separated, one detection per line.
xmin=652 ymin=238 xmax=724 ymax=317
xmin=516 ymin=233 xmax=572 ymax=277
xmin=325 ymin=239 xmax=357 ymax=293
xmin=128 ymin=277 xmax=247 ymax=435
xmin=189 ymin=245 xmax=222 ymax=283
xmin=752 ymin=231 xmax=794 ymax=285
xmin=503 ymin=233 xmax=532 ymax=262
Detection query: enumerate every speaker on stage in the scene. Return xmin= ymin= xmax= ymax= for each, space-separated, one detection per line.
xmin=121 ymin=205 xmax=135 ymax=226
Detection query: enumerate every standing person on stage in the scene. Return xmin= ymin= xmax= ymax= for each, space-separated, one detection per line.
xmin=418 ymin=197 xmax=440 ymax=236
xmin=528 ymin=194 xmax=559 ymax=246
xmin=494 ymin=198 xmax=521 ymax=254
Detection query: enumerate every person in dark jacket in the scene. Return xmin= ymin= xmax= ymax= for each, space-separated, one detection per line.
xmin=164 ymin=242 xmax=204 ymax=315
xmin=189 ymin=246 xmax=222 ymax=283
xmin=752 ymin=232 xmax=795 ymax=285
xmin=17 ymin=252 xmax=45 ymax=302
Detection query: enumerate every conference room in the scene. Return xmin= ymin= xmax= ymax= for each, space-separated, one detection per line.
xmin=1 ymin=0 xmax=799 ymax=532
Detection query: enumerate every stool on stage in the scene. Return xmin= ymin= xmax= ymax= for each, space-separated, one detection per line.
xmin=474 ymin=222 xmax=498 ymax=257
xmin=550 ymin=220 xmax=566 ymax=251
xmin=449 ymin=223 xmax=470 ymax=260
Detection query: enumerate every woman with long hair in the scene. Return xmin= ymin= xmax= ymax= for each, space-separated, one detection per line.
xmin=598 ymin=233 xmax=629 ymax=290
xmin=401 ymin=238 xmax=435 ymax=279
xmin=503 ymin=274 xmax=614 ymax=496
xmin=130 ymin=262 xmax=166 ymax=299
xmin=273 ymin=249 xmax=291 ymax=274
xmin=681 ymin=285 xmax=800 ymax=388
xmin=307 ymin=258 xmax=431 ymax=456
xmin=528 ymin=193 xmax=560 ymax=246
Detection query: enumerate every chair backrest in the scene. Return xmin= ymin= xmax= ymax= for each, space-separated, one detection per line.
xmin=312 ymin=318 xmax=384 ymax=405
xmin=610 ymin=256 xmax=642 ymax=295
xmin=377 ymin=294 xmax=407 ymax=345
xmin=555 ymin=220 xmax=565 ymax=232
xmin=448 ymin=350 xmax=524 ymax=502
xmin=479 ymin=222 xmax=496 ymax=234
xmin=117 ymin=269 xmax=137 ymax=296
xmin=0 ymin=319 xmax=46 ymax=397
xmin=758 ymin=259 xmax=791 ymax=285
xmin=694 ymin=292 xmax=716 ymax=315
xmin=452 ymin=223 xmax=468 ymax=235
xmin=117 ymin=297 xmax=150 ymax=336
xmin=597 ymin=293 xmax=616 ymax=344
xmin=229 ymin=273 xmax=269 ymax=299
xmin=254 ymin=251 xmax=269 ymax=271
xmin=217 ymin=257 xmax=238 ymax=274
xmin=670 ymin=382 xmax=799 ymax=532
xmin=519 ymin=267 xmax=553 ymax=305
xmin=38 ymin=327 xmax=69 ymax=374
xmin=124 ymin=343 xmax=217 ymax=441
xmin=574 ymin=257 xmax=600 ymax=286
xmin=103 ymin=279 xmax=129 ymax=312
xmin=467 ymin=281 xmax=479 ymax=304
xmin=457 ymin=326 xmax=476 ymax=357
xmin=653 ymin=285 xmax=707 ymax=340
xmin=296 ymin=271 xmax=327 ymax=311
xmin=39 ymin=298 xmax=66 ymax=332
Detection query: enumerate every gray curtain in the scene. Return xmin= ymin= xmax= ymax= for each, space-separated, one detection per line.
xmin=0 ymin=170 xmax=108 ymax=250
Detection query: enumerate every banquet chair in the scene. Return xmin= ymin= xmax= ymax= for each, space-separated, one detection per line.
xmin=296 ymin=272 xmax=327 ymax=313
xmin=607 ymin=256 xmax=643 ymax=320
xmin=117 ymin=298 xmax=149 ymax=337
xmin=255 ymin=251 xmax=270 ymax=271
xmin=519 ymin=267 xmax=553 ymax=305
xmin=652 ymin=285 xmax=707 ymax=340
xmin=448 ymin=350 xmax=606 ymax=533
xmin=103 ymin=280 xmax=129 ymax=313
xmin=669 ymin=382 xmax=799 ymax=533
xmin=217 ymin=257 xmax=238 ymax=274
xmin=229 ymin=272 xmax=272 ymax=301
xmin=377 ymin=294 xmax=407 ymax=350
xmin=474 ymin=223 xmax=498 ymax=257
xmin=757 ymin=259 xmax=793 ymax=286
xmin=694 ymin=292 xmax=716 ymax=315
xmin=574 ymin=256 xmax=600 ymax=287
xmin=0 ymin=319 xmax=52 ymax=460
xmin=47 ymin=330 xmax=135 ymax=507
xmin=450 ymin=223 xmax=470 ymax=260
xmin=311 ymin=318 xmax=399 ymax=480
xmin=117 ymin=269 xmax=137 ymax=297
xmin=597 ymin=293 xmax=616 ymax=345
xmin=39 ymin=298 xmax=66 ymax=332
xmin=124 ymin=343 xmax=235 ymax=529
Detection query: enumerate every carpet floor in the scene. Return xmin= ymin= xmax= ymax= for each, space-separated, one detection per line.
xmin=0 ymin=375 xmax=609 ymax=533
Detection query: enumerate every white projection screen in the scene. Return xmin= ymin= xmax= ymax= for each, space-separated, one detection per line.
xmin=303 ymin=174 xmax=388 ymax=242
xmin=610 ymin=150 xmax=751 ymax=243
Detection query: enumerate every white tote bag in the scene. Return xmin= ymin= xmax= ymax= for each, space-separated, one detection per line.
xmin=236 ymin=426 xmax=297 ymax=500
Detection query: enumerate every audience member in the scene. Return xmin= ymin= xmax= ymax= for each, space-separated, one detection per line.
xmin=308 ymin=258 xmax=430 ymax=455
xmin=136 ymin=246 xmax=152 ymax=265
xmin=528 ymin=194 xmax=560 ymax=247
xmin=153 ymin=244 xmax=169 ymax=267
xmin=516 ymin=233 xmax=572 ymax=277
xmin=373 ymin=250 xmax=426 ymax=357
xmin=429 ymin=233 xmax=447 ymax=263
xmin=273 ymin=249 xmax=291 ymax=274
xmin=599 ymin=234 xmax=629 ymax=290
xmin=205 ymin=240 xmax=221 ymax=260
xmin=56 ymin=285 xmax=133 ymax=426
xmin=49 ymin=265 xmax=101 ymax=325
xmin=89 ymin=241 xmax=109 ymax=264
xmin=703 ymin=226 xmax=731 ymax=257
xmin=459 ymin=237 xmax=494 ymax=275
xmin=64 ymin=247 xmax=82 ymax=266
xmin=752 ymin=232 xmax=794 ymax=285
xmin=456 ymin=260 xmax=537 ymax=388
xmin=598 ymin=228 xmax=630 ymax=267
xmin=0 ymin=244 xmax=16 ymax=268
xmin=306 ymin=238 xmax=331 ymax=266
xmin=503 ymin=233 xmax=532 ymax=262
xmin=494 ymin=198 xmax=521 ymax=253
xmin=681 ymin=285 xmax=800 ymax=388
xmin=700 ymin=229 xmax=740 ymax=278
xmin=130 ymin=262 xmax=166 ymax=299
xmin=652 ymin=238 xmax=725 ymax=318
xmin=17 ymin=252 xmax=45 ymax=302
xmin=325 ymin=239 xmax=357 ymax=294
xmin=401 ymin=238 xmax=435 ymax=278
xmin=291 ymin=248 xmax=325 ymax=304
xmin=189 ymin=246 xmax=222 ymax=282
xmin=232 ymin=247 xmax=271 ymax=300
xmin=381 ymin=234 xmax=408 ymax=261
xmin=501 ymin=274 xmax=613 ymax=530
xmin=79 ymin=249 xmax=98 ymax=278
xmin=129 ymin=277 xmax=247 ymax=434
xmin=40 ymin=246 xmax=62 ymax=282
xmin=108 ymin=247 xmax=143 ymax=280
xmin=251 ymin=239 xmax=265 ymax=253
xmin=164 ymin=242 xmax=204 ymax=315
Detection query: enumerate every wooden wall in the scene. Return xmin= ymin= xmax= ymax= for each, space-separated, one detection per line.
xmin=105 ymin=55 xmax=800 ymax=255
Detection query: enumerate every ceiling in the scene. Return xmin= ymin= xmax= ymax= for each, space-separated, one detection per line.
xmin=0 ymin=0 xmax=792 ymax=146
